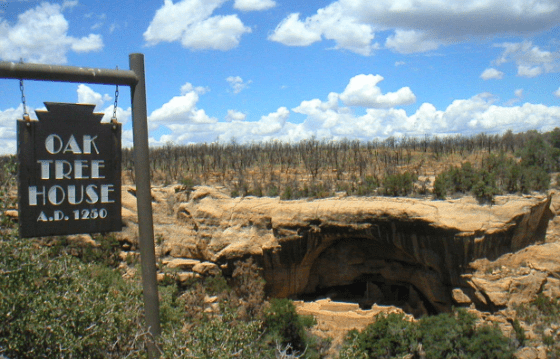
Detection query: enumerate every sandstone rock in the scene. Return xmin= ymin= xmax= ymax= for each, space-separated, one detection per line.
xmin=514 ymin=347 xmax=547 ymax=359
xmin=118 ymin=183 xmax=554 ymax=317
xmin=140 ymin=185 xmax=552 ymax=314
xmin=66 ymin=234 xmax=97 ymax=247
xmin=119 ymin=251 xmax=140 ymax=262
xmin=192 ymin=262 xmax=221 ymax=276
xmin=176 ymin=271 xmax=201 ymax=284
xmin=4 ymin=210 xmax=18 ymax=218
xmin=452 ymin=288 xmax=472 ymax=305
xmin=163 ymin=258 xmax=200 ymax=270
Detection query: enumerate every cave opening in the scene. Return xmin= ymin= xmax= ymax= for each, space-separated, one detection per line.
xmin=299 ymin=236 xmax=448 ymax=318
xmin=299 ymin=274 xmax=439 ymax=317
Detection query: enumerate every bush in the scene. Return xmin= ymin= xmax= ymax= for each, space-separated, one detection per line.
xmin=0 ymin=235 xmax=147 ymax=358
xmin=263 ymin=298 xmax=316 ymax=356
xmin=382 ymin=171 xmax=417 ymax=197
xmin=338 ymin=309 xmax=514 ymax=359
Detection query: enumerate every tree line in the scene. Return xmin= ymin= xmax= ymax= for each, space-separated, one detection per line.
xmin=122 ymin=129 xmax=560 ymax=202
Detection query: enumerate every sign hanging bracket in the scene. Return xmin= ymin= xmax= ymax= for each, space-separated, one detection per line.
xmin=19 ymin=58 xmax=31 ymax=123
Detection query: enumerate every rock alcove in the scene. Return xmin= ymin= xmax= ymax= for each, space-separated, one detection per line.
xmin=297 ymin=237 xmax=441 ymax=317
xmin=130 ymin=186 xmax=553 ymax=317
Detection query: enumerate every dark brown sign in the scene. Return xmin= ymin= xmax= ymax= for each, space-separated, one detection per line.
xmin=18 ymin=102 xmax=121 ymax=238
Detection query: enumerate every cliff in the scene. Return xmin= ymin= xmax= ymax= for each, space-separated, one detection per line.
xmin=120 ymin=185 xmax=553 ymax=316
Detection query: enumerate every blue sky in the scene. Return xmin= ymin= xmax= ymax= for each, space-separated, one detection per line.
xmin=1 ymin=0 xmax=559 ymax=154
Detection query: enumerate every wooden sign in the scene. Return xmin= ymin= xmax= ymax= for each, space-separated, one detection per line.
xmin=17 ymin=102 xmax=121 ymax=238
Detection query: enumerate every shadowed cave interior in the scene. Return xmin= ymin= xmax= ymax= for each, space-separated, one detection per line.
xmin=295 ymin=236 xmax=445 ymax=318
xmin=298 ymin=275 xmax=439 ymax=317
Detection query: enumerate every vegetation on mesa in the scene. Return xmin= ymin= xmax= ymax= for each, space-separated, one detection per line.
xmin=2 ymin=128 xmax=560 ymax=357
xmin=123 ymin=129 xmax=560 ymax=203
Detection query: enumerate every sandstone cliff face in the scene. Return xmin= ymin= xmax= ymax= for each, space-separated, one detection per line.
xmin=120 ymin=185 xmax=553 ymax=316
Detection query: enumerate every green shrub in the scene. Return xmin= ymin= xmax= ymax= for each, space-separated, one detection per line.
xmin=516 ymin=132 xmax=560 ymax=172
xmin=382 ymin=171 xmax=417 ymax=197
xmin=0 ymin=236 xmax=146 ymax=358
xmin=338 ymin=309 xmax=514 ymax=359
xmin=353 ymin=313 xmax=418 ymax=358
xmin=511 ymin=319 xmax=526 ymax=347
xmin=264 ymin=298 xmax=316 ymax=355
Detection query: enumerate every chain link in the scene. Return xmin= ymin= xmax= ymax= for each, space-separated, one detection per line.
xmin=19 ymin=59 xmax=30 ymax=121
xmin=111 ymin=66 xmax=119 ymax=123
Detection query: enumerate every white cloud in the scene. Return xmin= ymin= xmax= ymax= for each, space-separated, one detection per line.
xmin=0 ymin=2 xmax=103 ymax=64
xmin=61 ymin=1 xmax=78 ymax=11
xmin=181 ymin=82 xmax=209 ymax=95
xmin=385 ymin=29 xmax=441 ymax=54
xmin=251 ymin=107 xmax=290 ymax=135
xmin=0 ymin=105 xmax=26 ymax=154
xmin=144 ymin=0 xmax=251 ymax=51
xmin=517 ymin=65 xmax=543 ymax=77
xmin=493 ymin=40 xmax=560 ymax=78
xmin=505 ymin=88 xmax=524 ymax=106
xmin=75 ymin=85 xmax=130 ymax=123
xmin=180 ymin=15 xmax=251 ymax=51
xmin=268 ymin=13 xmax=322 ymax=47
xmin=292 ymin=92 xmax=560 ymax=140
xmin=555 ymin=87 xmax=560 ymax=98
xmin=269 ymin=4 xmax=378 ymax=56
xmin=269 ymin=1 xmax=560 ymax=55
xmin=77 ymin=84 xmax=109 ymax=110
xmin=234 ymin=0 xmax=276 ymax=11
xmin=149 ymin=83 xmax=217 ymax=128
xmin=226 ymin=76 xmax=251 ymax=94
xmin=480 ymin=68 xmax=504 ymax=80
xmin=226 ymin=110 xmax=247 ymax=122
xmin=339 ymin=74 xmax=416 ymax=108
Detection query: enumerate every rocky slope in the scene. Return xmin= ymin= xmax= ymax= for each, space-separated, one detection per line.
xmin=119 ymin=185 xmax=554 ymax=317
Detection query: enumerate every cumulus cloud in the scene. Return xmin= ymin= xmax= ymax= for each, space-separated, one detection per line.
xmin=251 ymin=107 xmax=289 ymax=135
xmin=226 ymin=110 xmax=247 ymax=122
xmin=61 ymin=1 xmax=79 ymax=10
xmin=292 ymin=92 xmax=560 ymax=141
xmin=181 ymin=82 xmax=209 ymax=95
xmin=226 ymin=76 xmax=252 ymax=94
xmin=149 ymin=83 xmax=217 ymax=129
xmin=555 ymin=87 xmax=560 ymax=98
xmin=144 ymin=0 xmax=251 ymax=51
xmin=138 ymin=73 xmax=560 ymax=148
xmin=480 ymin=68 xmax=504 ymax=80
xmin=234 ymin=0 xmax=276 ymax=11
xmin=493 ymin=40 xmax=560 ymax=78
xmin=339 ymin=74 xmax=416 ymax=108
xmin=385 ymin=29 xmax=441 ymax=54
xmin=0 ymin=106 xmax=21 ymax=155
xmin=77 ymin=84 xmax=111 ymax=111
xmin=269 ymin=0 xmax=560 ymax=55
xmin=76 ymin=85 xmax=131 ymax=123
xmin=268 ymin=13 xmax=322 ymax=47
xmin=0 ymin=2 xmax=103 ymax=64
xmin=269 ymin=3 xmax=378 ymax=56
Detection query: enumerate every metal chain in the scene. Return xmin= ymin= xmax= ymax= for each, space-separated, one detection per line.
xmin=19 ymin=59 xmax=30 ymax=121
xmin=111 ymin=66 xmax=119 ymax=123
